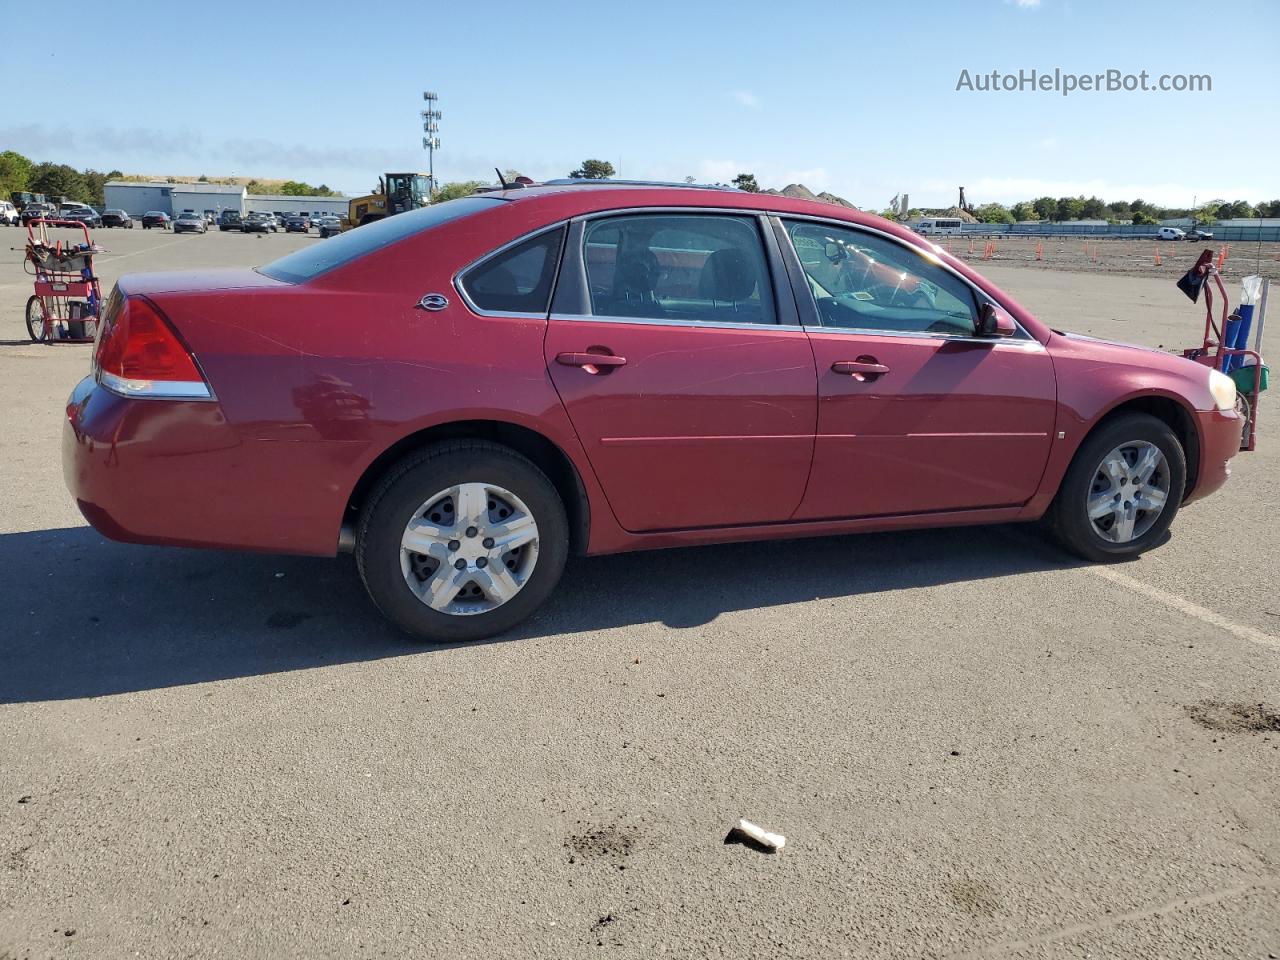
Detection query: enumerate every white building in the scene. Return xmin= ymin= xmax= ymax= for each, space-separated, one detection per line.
xmin=103 ymin=181 xmax=347 ymax=218
xmin=245 ymin=194 xmax=348 ymax=217
xmin=103 ymin=181 xmax=246 ymax=217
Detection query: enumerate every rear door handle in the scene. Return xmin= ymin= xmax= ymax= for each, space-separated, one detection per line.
xmin=832 ymin=360 xmax=889 ymax=378
xmin=556 ymin=352 xmax=627 ymax=374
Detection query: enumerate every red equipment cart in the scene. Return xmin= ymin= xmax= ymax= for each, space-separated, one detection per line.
xmin=1178 ymin=262 xmax=1267 ymax=452
xmin=23 ymin=218 xmax=104 ymax=344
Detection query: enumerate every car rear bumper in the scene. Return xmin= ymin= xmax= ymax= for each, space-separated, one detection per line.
xmin=1185 ymin=408 xmax=1245 ymax=505
xmin=63 ymin=376 xmax=343 ymax=556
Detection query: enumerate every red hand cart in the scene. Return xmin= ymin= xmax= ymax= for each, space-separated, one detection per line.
xmin=23 ymin=218 xmax=104 ymax=344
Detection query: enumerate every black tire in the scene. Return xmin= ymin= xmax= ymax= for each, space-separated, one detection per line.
xmin=1046 ymin=413 xmax=1186 ymax=562
xmin=356 ymin=441 xmax=569 ymax=643
xmin=25 ymin=295 xmax=49 ymax=343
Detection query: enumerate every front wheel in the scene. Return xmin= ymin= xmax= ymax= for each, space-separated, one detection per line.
xmin=356 ymin=441 xmax=569 ymax=643
xmin=25 ymin=295 xmax=49 ymax=342
xmin=1047 ymin=413 xmax=1186 ymax=562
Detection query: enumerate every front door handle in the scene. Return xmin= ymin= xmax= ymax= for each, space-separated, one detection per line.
xmin=556 ymin=352 xmax=627 ymax=374
xmin=832 ymin=359 xmax=889 ymax=380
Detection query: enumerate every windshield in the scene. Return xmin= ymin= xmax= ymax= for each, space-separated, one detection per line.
xmin=260 ymin=197 xmax=502 ymax=284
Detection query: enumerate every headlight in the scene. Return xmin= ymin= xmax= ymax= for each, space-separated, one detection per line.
xmin=1208 ymin=368 xmax=1237 ymax=411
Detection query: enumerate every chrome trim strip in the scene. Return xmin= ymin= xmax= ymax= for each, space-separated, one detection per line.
xmin=453 ymin=221 xmax=569 ymax=318
xmin=97 ymin=370 xmax=214 ymax=400
xmin=801 ymin=326 xmax=1047 ymax=349
xmin=549 ymin=313 xmax=806 ymax=333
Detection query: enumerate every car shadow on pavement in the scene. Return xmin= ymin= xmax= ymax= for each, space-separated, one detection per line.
xmin=0 ymin=522 xmax=1083 ymax=703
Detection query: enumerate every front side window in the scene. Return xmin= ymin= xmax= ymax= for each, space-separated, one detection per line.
xmin=581 ymin=214 xmax=776 ymax=324
xmin=460 ymin=227 xmax=564 ymax=314
xmin=785 ymin=220 xmax=979 ymax=336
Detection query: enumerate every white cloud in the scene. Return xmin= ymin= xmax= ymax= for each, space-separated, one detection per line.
xmin=730 ymin=90 xmax=760 ymax=108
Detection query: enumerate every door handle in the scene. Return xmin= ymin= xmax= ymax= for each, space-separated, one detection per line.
xmin=832 ymin=359 xmax=889 ymax=379
xmin=556 ymin=352 xmax=627 ymax=374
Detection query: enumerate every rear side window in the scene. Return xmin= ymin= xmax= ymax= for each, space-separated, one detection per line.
xmin=259 ymin=196 xmax=502 ymax=284
xmin=460 ymin=227 xmax=564 ymax=314
xmin=580 ymin=214 xmax=776 ymax=324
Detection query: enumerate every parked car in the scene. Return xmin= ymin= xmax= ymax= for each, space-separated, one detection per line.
xmin=173 ymin=211 xmax=207 ymax=234
xmin=0 ymin=201 xmax=18 ymax=226
xmin=20 ymin=203 xmax=56 ymax=225
xmin=242 ymin=212 xmax=278 ymax=233
xmin=61 ymin=208 xmax=103 ymax=228
xmin=101 ymin=209 xmax=134 ymax=229
xmin=64 ymin=184 xmax=1247 ymax=644
xmin=142 ymin=211 xmax=171 ymax=230
xmin=316 ymin=215 xmax=343 ymax=238
xmin=1157 ymin=226 xmax=1186 ymax=241
xmin=1187 ymin=227 xmax=1215 ymax=241
xmin=218 ymin=210 xmax=243 ymax=232
xmin=284 ymin=213 xmax=311 ymax=233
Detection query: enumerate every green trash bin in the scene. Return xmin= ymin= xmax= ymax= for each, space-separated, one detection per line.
xmin=1229 ymin=364 xmax=1269 ymax=395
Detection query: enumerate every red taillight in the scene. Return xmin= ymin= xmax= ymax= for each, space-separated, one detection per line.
xmin=94 ymin=295 xmax=211 ymax=398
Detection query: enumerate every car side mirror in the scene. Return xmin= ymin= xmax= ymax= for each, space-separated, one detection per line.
xmin=977 ymin=302 xmax=1017 ymax=338
xmin=824 ymin=241 xmax=847 ymax=264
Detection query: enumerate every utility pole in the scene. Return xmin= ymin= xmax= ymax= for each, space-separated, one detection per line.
xmin=421 ymin=91 xmax=442 ymax=196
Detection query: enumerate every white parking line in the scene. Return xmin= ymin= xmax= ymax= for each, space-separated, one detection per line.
xmin=1086 ymin=564 xmax=1280 ymax=652
xmin=95 ymin=237 xmax=185 ymax=263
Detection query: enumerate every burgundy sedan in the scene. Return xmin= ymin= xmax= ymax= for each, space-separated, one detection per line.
xmin=63 ymin=182 xmax=1245 ymax=642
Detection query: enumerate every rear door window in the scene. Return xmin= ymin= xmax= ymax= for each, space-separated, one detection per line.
xmin=460 ymin=227 xmax=565 ymax=314
xmin=579 ymin=214 xmax=776 ymax=324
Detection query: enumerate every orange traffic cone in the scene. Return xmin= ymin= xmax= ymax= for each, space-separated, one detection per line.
xmin=1035 ymin=240 xmax=1043 ymax=261
xmin=968 ymin=237 xmax=974 ymax=255
xmin=1154 ymin=246 xmax=1162 ymax=266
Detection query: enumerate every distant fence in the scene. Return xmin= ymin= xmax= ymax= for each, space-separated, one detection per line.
xmin=953 ymin=222 xmax=1280 ymax=242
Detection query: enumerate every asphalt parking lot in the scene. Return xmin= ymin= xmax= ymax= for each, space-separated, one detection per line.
xmin=1 ymin=226 xmax=1277 ymax=959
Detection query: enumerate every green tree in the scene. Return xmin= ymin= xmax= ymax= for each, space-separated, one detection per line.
xmin=81 ymin=169 xmax=108 ymax=207
xmin=568 ymin=159 xmax=615 ymax=179
xmin=974 ymin=202 xmax=1014 ymax=224
xmin=106 ymin=169 xmax=123 ymax=180
xmin=732 ymin=173 xmax=760 ymax=193
xmin=1010 ymin=201 xmax=1037 ymax=222
xmin=1217 ymin=199 xmax=1255 ymax=219
xmin=432 ymin=180 xmax=486 ymax=202
xmin=1032 ymin=196 xmax=1056 ymax=221
xmin=1079 ymin=196 xmax=1107 ymax=219
xmin=0 ymin=150 xmax=33 ymax=199
xmin=1131 ymin=210 xmax=1159 ymax=225
xmin=1054 ymin=196 xmax=1085 ymax=221
xmin=28 ymin=163 xmax=90 ymax=203
xmin=1194 ymin=201 xmax=1221 ymax=225
xmin=1256 ymin=200 xmax=1280 ymax=218
xmin=502 ymin=169 xmax=526 ymax=184
xmin=198 ymin=174 xmax=209 ymax=182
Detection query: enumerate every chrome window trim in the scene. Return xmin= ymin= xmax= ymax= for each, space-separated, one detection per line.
xmin=549 ymin=312 xmax=806 ymax=333
xmin=453 ymin=221 xmax=569 ymax=318
xmin=774 ymin=213 xmax=1037 ymax=342
xmin=800 ymin=325 xmax=1046 ymax=350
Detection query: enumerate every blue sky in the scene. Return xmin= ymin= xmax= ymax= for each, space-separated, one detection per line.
xmin=3 ymin=0 xmax=1276 ymax=208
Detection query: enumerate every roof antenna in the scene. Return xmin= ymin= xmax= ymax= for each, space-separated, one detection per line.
xmin=495 ymin=167 xmax=509 ymax=189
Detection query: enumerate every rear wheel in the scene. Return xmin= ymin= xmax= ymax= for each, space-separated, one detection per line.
xmin=1048 ymin=413 xmax=1185 ymax=562
xmin=356 ymin=441 xmax=569 ymax=643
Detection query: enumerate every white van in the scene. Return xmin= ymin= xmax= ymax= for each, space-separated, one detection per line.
xmin=1157 ymin=226 xmax=1187 ymax=241
xmin=916 ymin=217 xmax=964 ymax=235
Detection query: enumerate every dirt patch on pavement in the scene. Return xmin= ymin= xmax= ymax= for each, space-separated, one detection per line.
xmin=565 ymin=822 xmax=641 ymax=863
xmin=1185 ymin=700 xmax=1280 ymax=733
xmin=949 ymin=878 xmax=1000 ymax=917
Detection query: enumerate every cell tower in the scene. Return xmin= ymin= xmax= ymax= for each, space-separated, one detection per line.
xmin=421 ymin=91 xmax=442 ymax=196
